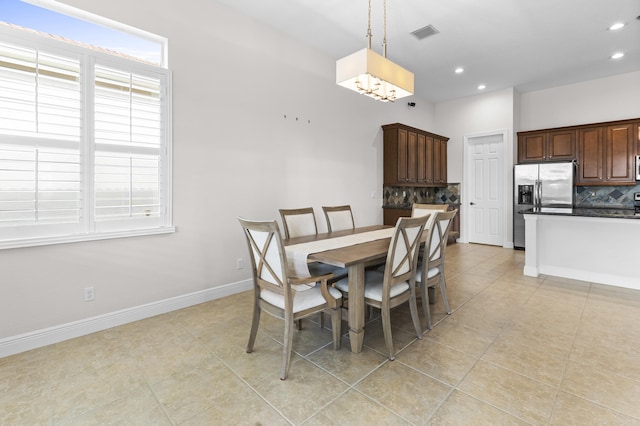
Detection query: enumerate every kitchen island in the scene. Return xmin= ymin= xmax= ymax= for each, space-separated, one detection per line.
xmin=523 ymin=207 xmax=640 ymax=290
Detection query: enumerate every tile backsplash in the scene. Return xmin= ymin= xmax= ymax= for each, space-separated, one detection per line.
xmin=576 ymin=184 xmax=640 ymax=208
xmin=383 ymin=183 xmax=460 ymax=207
xmin=383 ymin=182 xmax=639 ymax=209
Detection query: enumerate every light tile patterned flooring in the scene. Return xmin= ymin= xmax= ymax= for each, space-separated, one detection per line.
xmin=3 ymin=243 xmax=640 ymax=425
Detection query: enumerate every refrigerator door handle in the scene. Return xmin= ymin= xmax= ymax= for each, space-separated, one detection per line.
xmin=537 ymin=180 xmax=542 ymax=206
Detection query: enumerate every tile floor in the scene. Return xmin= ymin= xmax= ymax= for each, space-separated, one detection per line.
xmin=3 ymin=243 xmax=640 ymax=425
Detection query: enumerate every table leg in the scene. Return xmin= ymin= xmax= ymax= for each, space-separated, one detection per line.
xmin=347 ymin=263 xmax=365 ymax=353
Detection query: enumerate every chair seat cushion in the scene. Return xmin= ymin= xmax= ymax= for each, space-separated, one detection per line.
xmin=308 ymin=262 xmax=348 ymax=280
xmin=261 ymin=285 xmax=342 ymax=313
xmin=416 ymin=266 xmax=439 ymax=283
xmin=334 ymin=271 xmax=410 ymax=302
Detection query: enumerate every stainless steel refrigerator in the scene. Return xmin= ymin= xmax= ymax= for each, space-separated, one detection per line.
xmin=513 ymin=161 xmax=575 ymax=249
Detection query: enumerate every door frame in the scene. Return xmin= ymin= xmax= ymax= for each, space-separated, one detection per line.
xmin=462 ymin=128 xmax=513 ymax=248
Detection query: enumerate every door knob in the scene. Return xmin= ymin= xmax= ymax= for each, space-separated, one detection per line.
xmin=470 ymin=202 xmax=476 ymax=205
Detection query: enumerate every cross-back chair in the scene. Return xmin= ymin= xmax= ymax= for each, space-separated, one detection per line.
xmin=238 ymin=218 xmax=342 ymax=380
xmin=334 ymin=215 xmax=428 ymax=360
xmin=416 ymin=209 xmax=458 ymax=329
xmin=279 ymin=207 xmax=348 ymax=279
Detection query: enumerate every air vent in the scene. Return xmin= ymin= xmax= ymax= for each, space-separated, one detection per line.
xmin=410 ymin=24 xmax=439 ymax=40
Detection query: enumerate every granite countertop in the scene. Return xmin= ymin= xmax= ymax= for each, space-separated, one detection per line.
xmin=522 ymin=207 xmax=640 ymax=219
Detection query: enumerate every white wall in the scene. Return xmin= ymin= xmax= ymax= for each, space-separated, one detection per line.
xmin=0 ymin=0 xmax=436 ymax=341
xmin=519 ymin=71 xmax=640 ymax=130
xmin=435 ymin=88 xmax=516 ymax=183
xmin=434 ymin=89 xmax=516 ymax=246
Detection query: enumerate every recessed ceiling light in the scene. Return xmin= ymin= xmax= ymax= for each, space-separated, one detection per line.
xmin=611 ymin=52 xmax=624 ymax=59
xmin=477 ymin=84 xmax=486 ymax=90
xmin=608 ymin=22 xmax=626 ymax=31
xmin=454 ymin=67 xmax=464 ymax=74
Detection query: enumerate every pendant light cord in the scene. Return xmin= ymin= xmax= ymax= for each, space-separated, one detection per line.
xmin=367 ymin=0 xmax=373 ymax=49
xmin=383 ymin=0 xmax=388 ymax=58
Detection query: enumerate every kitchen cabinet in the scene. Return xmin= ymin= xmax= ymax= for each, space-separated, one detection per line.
xmin=383 ymin=123 xmax=448 ymax=187
xmin=383 ymin=207 xmax=411 ymax=227
xmin=517 ymin=129 xmax=576 ymax=163
xmin=519 ymin=118 xmax=639 ymax=186
xmin=577 ymin=123 xmax=636 ymax=185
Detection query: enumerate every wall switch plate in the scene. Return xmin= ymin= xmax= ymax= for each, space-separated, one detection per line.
xmin=236 ymin=258 xmax=244 ymax=269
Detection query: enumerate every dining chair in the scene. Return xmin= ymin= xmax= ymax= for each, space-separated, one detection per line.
xmin=416 ymin=209 xmax=458 ymax=330
xmin=334 ymin=215 xmax=428 ymax=360
xmin=238 ymin=218 xmax=342 ymax=380
xmin=322 ymin=205 xmax=355 ymax=233
xmin=279 ymin=207 xmax=348 ymax=279
xmin=279 ymin=207 xmax=318 ymax=239
xmin=279 ymin=207 xmax=348 ymax=330
xmin=411 ymin=203 xmax=448 ymax=229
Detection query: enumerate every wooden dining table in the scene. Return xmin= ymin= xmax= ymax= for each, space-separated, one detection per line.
xmin=284 ymin=225 xmax=392 ymax=353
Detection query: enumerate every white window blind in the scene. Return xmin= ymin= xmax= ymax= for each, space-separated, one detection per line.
xmin=0 ymin=41 xmax=83 ymax=240
xmin=0 ymin=27 xmax=172 ymax=248
xmin=94 ymin=65 xmax=164 ymax=227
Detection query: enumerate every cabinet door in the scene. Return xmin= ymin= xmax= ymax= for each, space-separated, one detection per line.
xmin=434 ymin=139 xmax=441 ymax=184
xmin=406 ymin=131 xmax=417 ymax=183
xmin=518 ymin=133 xmax=546 ymax=162
xmin=448 ymin=207 xmax=460 ymax=243
xmin=577 ymin=127 xmax=603 ymax=184
xmin=440 ymin=139 xmax=447 ymax=184
xmin=397 ymin=129 xmax=410 ymax=183
xmin=606 ymin=124 xmax=635 ymax=182
xmin=548 ymin=130 xmax=576 ymax=160
xmin=416 ymin=134 xmax=434 ymax=185
xmin=383 ymin=208 xmax=411 ymax=226
xmin=416 ymin=133 xmax=427 ymax=184
xmin=434 ymin=139 xmax=447 ymax=185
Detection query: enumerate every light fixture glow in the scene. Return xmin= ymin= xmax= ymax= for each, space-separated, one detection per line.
xmin=336 ymin=0 xmax=414 ymax=102
xmin=611 ymin=52 xmax=624 ymax=59
xmin=454 ymin=67 xmax=464 ymax=74
xmin=477 ymin=84 xmax=486 ymax=90
xmin=608 ymin=22 xmax=625 ymax=31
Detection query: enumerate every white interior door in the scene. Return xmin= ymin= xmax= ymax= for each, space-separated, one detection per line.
xmin=467 ymin=133 xmax=504 ymax=246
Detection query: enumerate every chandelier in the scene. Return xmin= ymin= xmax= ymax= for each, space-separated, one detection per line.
xmin=336 ymin=0 xmax=414 ymax=102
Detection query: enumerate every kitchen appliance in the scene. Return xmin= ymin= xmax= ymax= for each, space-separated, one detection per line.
xmin=635 ymin=192 xmax=640 ymax=215
xmin=636 ymin=155 xmax=640 ymax=181
xmin=513 ymin=161 xmax=575 ymax=249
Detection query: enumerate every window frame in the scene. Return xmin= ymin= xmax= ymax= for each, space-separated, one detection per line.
xmin=0 ymin=22 xmax=173 ymax=250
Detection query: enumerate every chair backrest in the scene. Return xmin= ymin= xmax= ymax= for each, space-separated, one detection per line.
xmin=426 ymin=210 xmax=458 ymax=267
xmin=238 ymin=218 xmax=289 ymax=296
xmin=382 ymin=215 xmax=429 ymax=299
xmin=279 ymin=207 xmax=318 ymax=239
xmin=322 ymin=205 xmax=355 ymax=233
xmin=411 ymin=203 xmax=449 ymax=230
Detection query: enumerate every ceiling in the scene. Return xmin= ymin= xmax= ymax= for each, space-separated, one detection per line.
xmin=215 ymin=0 xmax=640 ymax=103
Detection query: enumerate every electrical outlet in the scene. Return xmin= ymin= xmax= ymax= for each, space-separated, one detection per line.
xmin=84 ymin=286 xmax=95 ymax=302
xmin=236 ymin=258 xmax=244 ymax=269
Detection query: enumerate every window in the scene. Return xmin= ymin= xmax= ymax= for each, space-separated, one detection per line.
xmin=0 ymin=3 xmax=172 ymax=249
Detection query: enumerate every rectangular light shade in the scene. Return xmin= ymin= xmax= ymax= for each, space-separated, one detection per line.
xmin=336 ymin=48 xmax=414 ymax=101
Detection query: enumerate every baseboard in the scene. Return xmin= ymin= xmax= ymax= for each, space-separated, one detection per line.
xmin=0 ymin=279 xmax=253 ymax=359
xmin=539 ymin=266 xmax=640 ymax=291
